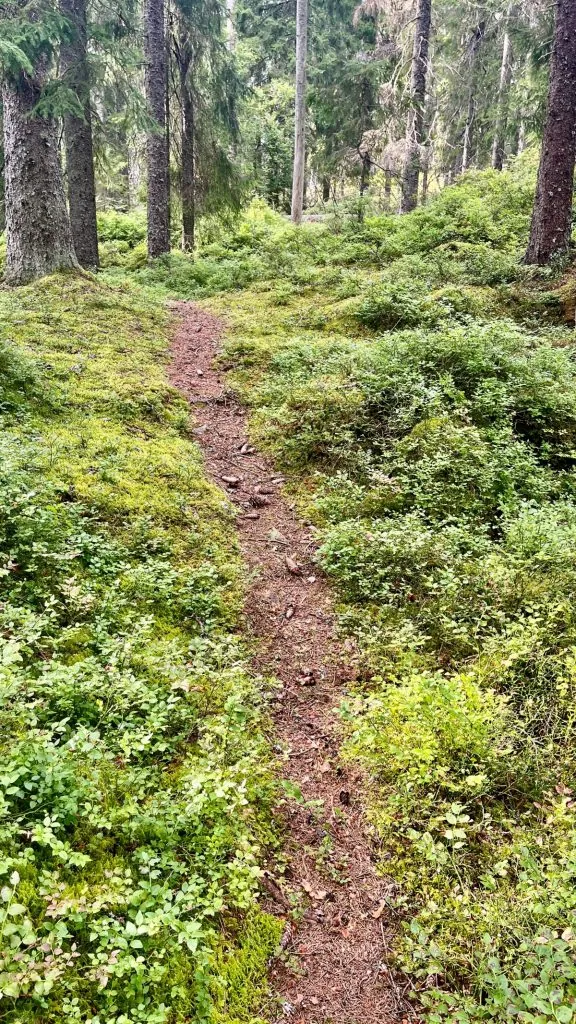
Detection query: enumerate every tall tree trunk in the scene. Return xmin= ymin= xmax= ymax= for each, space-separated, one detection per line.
xmin=525 ymin=0 xmax=576 ymax=264
xmin=322 ymin=177 xmax=330 ymax=202
xmin=400 ymin=0 xmax=432 ymax=213
xmin=2 ymin=64 xmax=78 ymax=285
xmin=60 ymin=0 xmax=99 ymax=268
xmin=491 ymin=28 xmax=513 ymax=170
xmin=461 ymin=21 xmax=485 ymax=174
xmin=178 ymin=31 xmax=195 ymax=252
xmin=144 ymin=0 xmax=170 ymax=257
xmin=291 ymin=0 xmax=308 ymax=225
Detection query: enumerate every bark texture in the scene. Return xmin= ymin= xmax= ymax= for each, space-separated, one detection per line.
xmin=60 ymin=0 xmax=99 ymax=268
xmin=144 ymin=0 xmax=170 ymax=257
xmin=400 ymin=0 xmax=431 ymax=213
xmin=491 ymin=29 xmax=513 ymax=170
xmin=177 ymin=30 xmax=195 ymax=252
xmin=291 ymin=0 xmax=308 ymax=225
xmin=2 ymin=66 xmax=78 ymax=285
xmin=525 ymin=0 xmax=576 ymax=264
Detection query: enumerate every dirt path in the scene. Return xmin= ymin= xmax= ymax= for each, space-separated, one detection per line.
xmin=169 ymin=303 xmax=406 ymax=1024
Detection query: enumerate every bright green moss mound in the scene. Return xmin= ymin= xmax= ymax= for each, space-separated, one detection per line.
xmin=202 ymin=167 xmax=576 ymax=1024
xmin=0 ymin=274 xmax=279 ymax=1024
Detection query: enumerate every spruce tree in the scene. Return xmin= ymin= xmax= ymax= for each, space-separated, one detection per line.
xmin=1 ymin=5 xmax=78 ymax=285
xmin=60 ymin=0 xmax=99 ymax=268
xmin=144 ymin=0 xmax=170 ymax=257
xmin=525 ymin=0 xmax=576 ymax=264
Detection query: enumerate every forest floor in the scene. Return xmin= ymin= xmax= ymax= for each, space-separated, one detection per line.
xmin=169 ymin=301 xmax=410 ymax=1024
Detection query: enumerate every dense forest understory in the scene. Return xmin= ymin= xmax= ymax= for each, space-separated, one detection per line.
xmin=3 ymin=162 xmax=576 ymax=1023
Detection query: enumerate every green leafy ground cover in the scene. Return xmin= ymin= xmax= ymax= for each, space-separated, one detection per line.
xmin=189 ymin=167 xmax=576 ymax=1023
xmin=4 ymin=159 xmax=576 ymax=1024
xmin=0 ymin=274 xmax=281 ymax=1023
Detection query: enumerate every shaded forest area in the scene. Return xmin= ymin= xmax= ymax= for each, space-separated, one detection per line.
xmin=3 ymin=0 xmax=576 ymax=1023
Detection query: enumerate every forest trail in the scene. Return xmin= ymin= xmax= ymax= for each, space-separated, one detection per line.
xmin=169 ymin=302 xmax=407 ymax=1024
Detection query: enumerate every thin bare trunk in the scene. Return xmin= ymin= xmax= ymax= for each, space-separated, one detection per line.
xmin=525 ymin=0 xmax=576 ymax=264
xmin=291 ymin=0 xmax=308 ymax=225
xmin=491 ymin=29 xmax=513 ymax=170
xmin=461 ymin=21 xmax=485 ymax=174
xmin=359 ymin=151 xmax=371 ymax=194
xmin=144 ymin=0 xmax=170 ymax=256
xmin=400 ymin=0 xmax=431 ymax=213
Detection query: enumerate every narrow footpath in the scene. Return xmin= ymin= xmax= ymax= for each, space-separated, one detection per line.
xmin=170 ymin=302 xmax=408 ymax=1024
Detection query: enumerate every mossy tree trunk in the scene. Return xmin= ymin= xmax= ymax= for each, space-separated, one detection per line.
xmin=2 ymin=62 xmax=78 ymax=285
xmin=60 ymin=0 xmax=99 ymax=268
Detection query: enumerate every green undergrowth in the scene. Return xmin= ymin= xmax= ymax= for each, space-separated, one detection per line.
xmin=197 ymin=167 xmax=576 ymax=1023
xmin=0 ymin=273 xmax=281 ymax=1023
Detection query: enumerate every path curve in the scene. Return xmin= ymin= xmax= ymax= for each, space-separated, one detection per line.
xmin=169 ymin=302 xmax=407 ymax=1024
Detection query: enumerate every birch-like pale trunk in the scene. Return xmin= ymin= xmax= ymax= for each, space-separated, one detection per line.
xmin=491 ymin=29 xmax=513 ymax=170
xmin=291 ymin=0 xmax=308 ymax=225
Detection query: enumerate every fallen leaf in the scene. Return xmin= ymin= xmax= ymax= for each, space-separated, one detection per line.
xmin=284 ymin=604 xmax=296 ymax=620
xmin=268 ymin=528 xmax=288 ymax=543
xmin=285 ymin=555 xmax=302 ymax=575
xmin=302 ymin=880 xmax=329 ymax=901
xmin=370 ymin=900 xmax=386 ymax=919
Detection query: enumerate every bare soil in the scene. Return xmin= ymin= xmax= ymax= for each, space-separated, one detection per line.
xmin=169 ymin=302 xmax=408 ymax=1024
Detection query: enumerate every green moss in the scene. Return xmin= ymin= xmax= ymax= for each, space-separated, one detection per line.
xmin=0 ymin=273 xmax=278 ymax=1023
xmin=211 ymin=911 xmax=283 ymax=1023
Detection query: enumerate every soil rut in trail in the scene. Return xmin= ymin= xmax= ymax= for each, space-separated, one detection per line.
xmin=169 ymin=302 xmax=405 ymax=1024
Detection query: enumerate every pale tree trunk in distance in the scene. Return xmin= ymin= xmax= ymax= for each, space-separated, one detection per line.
xmin=144 ymin=0 xmax=170 ymax=257
xmin=60 ymin=0 xmax=99 ymax=268
xmin=2 ymin=64 xmax=78 ymax=285
xmin=400 ymin=0 xmax=431 ymax=213
xmin=226 ymin=0 xmax=237 ymax=51
xmin=127 ymin=136 xmax=144 ymax=207
xmin=491 ymin=28 xmax=513 ymax=170
xmin=291 ymin=0 xmax=308 ymax=225
xmin=525 ymin=0 xmax=576 ymax=264
xmin=461 ymin=21 xmax=485 ymax=173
